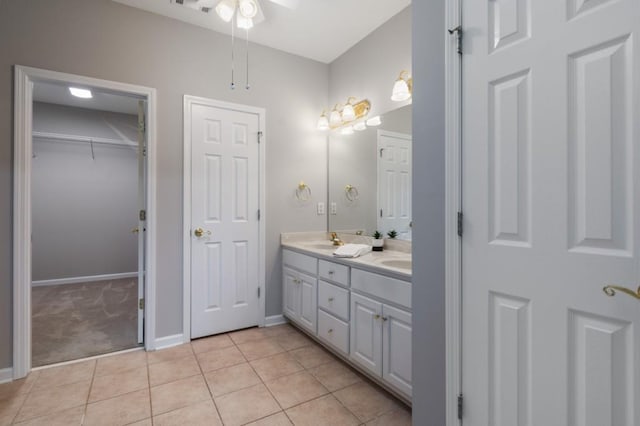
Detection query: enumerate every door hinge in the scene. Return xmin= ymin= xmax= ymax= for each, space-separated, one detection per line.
xmin=257 ymin=209 xmax=261 ymax=220
xmin=139 ymin=210 xmax=147 ymax=221
xmin=257 ymin=131 xmax=263 ymax=144
xmin=457 ymin=211 xmax=463 ymax=237
xmin=457 ymin=394 xmax=463 ymax=419
xmin=257 ymin=287 xmax=261 ymax=298
xmin=139 ymin=298 xmax=145 ymax=310
xmin=448 ymin=25 xmax=463 ymax=55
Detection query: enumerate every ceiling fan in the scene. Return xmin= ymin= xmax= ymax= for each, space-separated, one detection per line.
xmin=175 ymin=0 xmax=299 ymax=28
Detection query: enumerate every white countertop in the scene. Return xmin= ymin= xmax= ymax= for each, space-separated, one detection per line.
xmin=281 ymin=233 xmax=412 ymax=280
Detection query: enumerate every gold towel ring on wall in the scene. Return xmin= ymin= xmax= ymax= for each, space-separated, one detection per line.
xmin=345 ymin=184 xmax=359 ymax=201
xmin=296 ymin=181 xmax=311 ymax=201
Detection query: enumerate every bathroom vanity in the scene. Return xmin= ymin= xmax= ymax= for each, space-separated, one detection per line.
xmin=281 ymin=232 xmax=412 ymax=403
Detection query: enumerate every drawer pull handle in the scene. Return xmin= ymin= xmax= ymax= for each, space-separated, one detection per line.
xmin=328 ymin=270 xmax=335 ymax=275
xmin=328 ymin=328 xmax=333 ymax=333
xmin=382 ymin=317 xmax=388 ymax=322
xmin=328 ymin=297 xmax=334 ymax=302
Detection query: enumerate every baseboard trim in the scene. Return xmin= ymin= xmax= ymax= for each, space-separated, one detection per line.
xmin=153 ymin=333 xmax=187 ymax=350
xmin=264 ymin=314 xmax=287 ymax=327
xmin=32 ymin=272 xmax=138 ymax=287
xmin=0 ymin=367 xmax=13 ymax=384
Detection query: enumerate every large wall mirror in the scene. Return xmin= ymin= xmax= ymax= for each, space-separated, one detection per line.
xmin=328 ymin=104 xmax=412 ymax=240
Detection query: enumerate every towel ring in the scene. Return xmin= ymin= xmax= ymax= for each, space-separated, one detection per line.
xmin=296 ymin=181 xmax=312 ymax=201
xmin=345 ymin=184 xmax=359 ymax=201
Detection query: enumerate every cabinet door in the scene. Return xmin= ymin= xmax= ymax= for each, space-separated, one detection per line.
xmin=382 ymin=304 xmax=412 ymax=397
xmin=283 ymin=267 xmax=300 ymax=320
xmin=350 ymin=292 xmax=383 ymax=376
xmin=298 ymin=271 xmax=317 ymax=333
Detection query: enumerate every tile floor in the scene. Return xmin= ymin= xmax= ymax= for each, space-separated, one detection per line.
xmin=0 ymin=324 xmax=411 ymax=426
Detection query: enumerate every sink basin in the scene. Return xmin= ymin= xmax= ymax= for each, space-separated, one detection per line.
xmin=378 ymin=259 xmax=412 ymax=270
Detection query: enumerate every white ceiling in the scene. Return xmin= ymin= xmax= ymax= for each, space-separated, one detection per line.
xmin=112 ymin=0 xmax=411 ymax=63
xmin=33 ymin=81 xmax=141 ymax=115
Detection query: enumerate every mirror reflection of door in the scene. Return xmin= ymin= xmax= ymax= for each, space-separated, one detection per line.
xmin=30 ymin=82 xmax=145 ymax=367
xmin=377 ymin=130 xmax=412 ymax=239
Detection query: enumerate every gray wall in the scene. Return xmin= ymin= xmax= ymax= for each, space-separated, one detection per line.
xmin=329 ymin=6 xmax=412 ymax=119
xmin=411 ymin=0 xmax=446 ymax=424
xmin=0 ymin=0 xmax=328 ymax=369
xmin=32 ymin=102 xmax=138 ymax=281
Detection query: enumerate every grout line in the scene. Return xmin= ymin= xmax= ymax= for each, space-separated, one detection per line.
xmin=145 ymin=349 xmax=153 ymax=425
xmin=194 ymin=341 xmax=225 ymax=424
xmin=81 ymin=360 xmax=98 ymax=425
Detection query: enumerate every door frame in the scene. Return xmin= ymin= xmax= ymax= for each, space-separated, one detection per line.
xmin=13 ymin=65 xmax=159 ymax=379
xmin=444 ymin=0 xmax=463 ymax=424
xmin=182 ymin=95 xmax=266 ymax=342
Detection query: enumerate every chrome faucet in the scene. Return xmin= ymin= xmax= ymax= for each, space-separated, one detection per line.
xmin=330 ymin=232 xmax=344 ymax=246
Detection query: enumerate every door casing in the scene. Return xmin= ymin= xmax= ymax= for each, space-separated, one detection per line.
xmin=12 ymin=65 xmax=159 ymax=379
xmin=182 ymin=95 xmax=267 ymax=342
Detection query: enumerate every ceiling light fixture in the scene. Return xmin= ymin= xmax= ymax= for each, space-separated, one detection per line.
xmin=366 ymin=116 xmax=381 ymax=127
xmin=215 ymin=0 xmax=236 ymax=22
xmin=391 ymin=70 xmax=413 ymax=102
xmin=69 ymin=87 xmax=93 ymax=99
xmin=238 ymin=0 xmax=258 ymax=18
xmin=317 ymin=98 xmax=375 ymax=134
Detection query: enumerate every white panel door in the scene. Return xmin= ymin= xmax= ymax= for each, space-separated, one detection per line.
xmin=350 ymin=292 xmax=382 ymax=375
xmin=462 ymin=0 xmax=639 ymax=425
xmin=377 ymin=131 xmax=412 ymax=238
xmin=190 ymin=102 xmax=261 ymax=338
xmin=136 ymin=100 xmax=146 ymax=344
xmin=382 ymin=304 xmax=412 ymax=396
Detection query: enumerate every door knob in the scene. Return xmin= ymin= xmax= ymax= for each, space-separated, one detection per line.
xmin=603 ymin=284 xmax=640 ymax=300
xmin=193 ymin=227 xmax=211 ymax=238
xmin=132 ymin=227 xmax=139 ymax=234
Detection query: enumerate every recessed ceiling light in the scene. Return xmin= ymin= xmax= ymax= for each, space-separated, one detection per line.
xmin=69 ymin=87 xmax=93 ymax=99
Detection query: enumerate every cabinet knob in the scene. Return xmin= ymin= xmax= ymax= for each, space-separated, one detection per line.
xmin=328 ymin=270 xmax=335 ymax=275
xmin=328 ymin=328 xmax=333 ymax=333
xmin=382 ymin=317 xmax=388 ymax=322
xmin=374 ymin=314 xmax=381 ymax=320
xmin=328 ymin=297 xmax=334 ymax=302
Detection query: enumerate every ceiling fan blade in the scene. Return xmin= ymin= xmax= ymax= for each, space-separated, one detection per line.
xmin=268 ymin=0 xmax=299 ymax=10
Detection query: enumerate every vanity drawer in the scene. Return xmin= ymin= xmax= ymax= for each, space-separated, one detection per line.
xmin=318 ymin=280 xmax=349 ymax=320
xmin=318 ymin=260 xmax=349 ymax=286
xmin=283 ymin=249 xmax=317 ymax=275
xmin=351 ymin=268 xmax=411 ymax=309
xmin=317 ymin=309 xmax=349 ymax=355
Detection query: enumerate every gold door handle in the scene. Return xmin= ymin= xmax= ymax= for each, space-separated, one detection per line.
xmin=603 ymin=285 xmax=640 ymax=300
xmin=193 ymin=227 xmax=211 ymax=238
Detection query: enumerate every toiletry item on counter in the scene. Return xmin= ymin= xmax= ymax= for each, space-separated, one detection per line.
xmin=333 ymin=243 xmax=372 ymax=258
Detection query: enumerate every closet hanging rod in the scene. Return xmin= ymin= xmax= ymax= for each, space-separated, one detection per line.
xmin=32 ymin=131 xmax=137 ymax=148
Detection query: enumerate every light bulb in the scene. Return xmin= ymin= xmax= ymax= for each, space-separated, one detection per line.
xmin=341 ymin=103 xmax=356 ymax=122
xmin=366 ymin=116 xmax=381 ymax=126
xmin=329 ymin=108 xmax=342 ymax=127
xmin=238 ymin=0 xmax=258 ymax=18
xmin=353 ymin=121 xmax=367 ymax=131
xmin=215 ymin=0 xmax=236 ymax=22
xmin=341 ymin=126 xmax=354 ymax=135
xmin=237 ymin=14 xmax=253 ymax=29
xmin=317 ymin=113 xmax=329 ymax=131
xmin=69 ymin=87 xmax=92 ymax=99
xmin=391 ymin=78 xmax=411 ymax=101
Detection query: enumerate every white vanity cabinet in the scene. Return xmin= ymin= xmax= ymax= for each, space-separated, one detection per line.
xmin=282 ymin=250 xmax=318 ymax=334
xmin=281 ymin=247 xmax=412 ymax=400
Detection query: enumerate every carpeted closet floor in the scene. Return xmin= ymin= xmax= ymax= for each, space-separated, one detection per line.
xmin=31 ymin=278 xmax=140 ymax=367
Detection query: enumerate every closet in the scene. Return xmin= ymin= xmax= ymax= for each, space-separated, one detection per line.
xmin=30 ymin=90 xmax=143 ymax=367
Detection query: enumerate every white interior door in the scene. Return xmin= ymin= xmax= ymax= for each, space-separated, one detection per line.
xmin=377 ymin=131 xmax=412 ymax=238
xmin=462 ymin=0 xmax=639 ymax=424
xmin=136 ymin=100 xmax=146 ymax=344
xmin=189 ymin=101 xmax=261 ymax=339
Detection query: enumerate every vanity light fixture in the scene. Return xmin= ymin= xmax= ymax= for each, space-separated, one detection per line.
xmin=69 ymin=87 xmax=93 ymax=99
xmin=366 ymin=116 xmax=382 ymax=127
xmin=391 ymin=70 xmax=412 ymax=102
xmin=353 ymin=121 xmax=367 ymax=131
xmin=317 ymin=111 xmax=330 ymax=131
xmin=318 ymin=97 xmax=374 ymax=133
